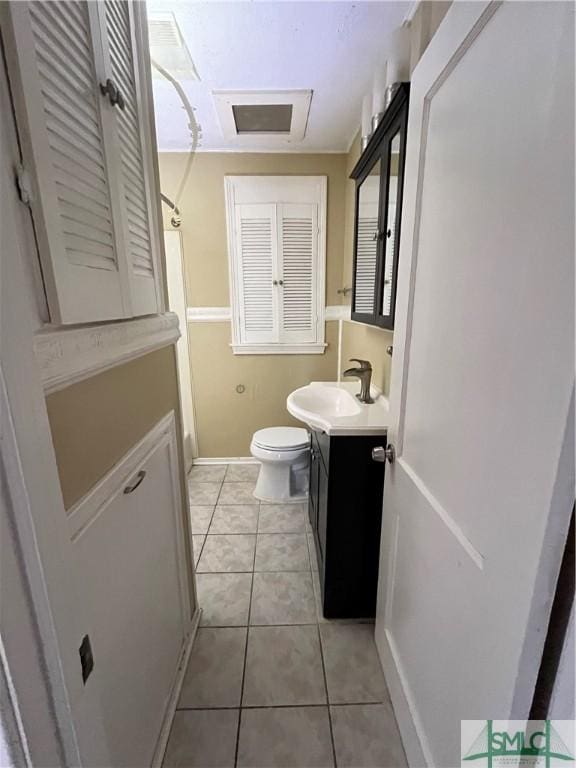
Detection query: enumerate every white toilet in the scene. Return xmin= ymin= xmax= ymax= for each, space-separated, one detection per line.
xmin=250 ymin=427 xmax=310 ymax=503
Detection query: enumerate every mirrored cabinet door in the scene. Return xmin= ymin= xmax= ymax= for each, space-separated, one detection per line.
xmin=381 ymin=130 xmax=401 ymax=324
xmin=350 ymin=83 xmax=409 ymax=330
xmin=353 ymin=157 xmax=382 ymax=318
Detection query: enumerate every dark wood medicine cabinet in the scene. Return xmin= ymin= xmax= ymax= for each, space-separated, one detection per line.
xmin=350 ymin=83 xmax=409 ymax=329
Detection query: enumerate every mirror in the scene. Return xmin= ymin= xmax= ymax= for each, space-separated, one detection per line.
xmin=354 ymin=159 xmax=381 ymax=315
xmin=382 ymin=131 xmax=400 ymax=317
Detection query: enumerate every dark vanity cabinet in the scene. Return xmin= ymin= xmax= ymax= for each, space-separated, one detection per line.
xmin=351 ymin=83 xmax=409 ymax=329
xmin=308 ymin=430 xmax=386 ymax=619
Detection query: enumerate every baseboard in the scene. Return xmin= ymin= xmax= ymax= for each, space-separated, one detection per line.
xmin=151 ymin=607 xmax=201 ymax=768
xmin=377 ymin=627 xmax=431 ymax=767
xmin=192 ymin=457 xmax=258 ymax=465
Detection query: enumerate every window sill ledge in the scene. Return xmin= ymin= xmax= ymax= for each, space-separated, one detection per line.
xmin=231 ymin=343 xmax=327 ymax=355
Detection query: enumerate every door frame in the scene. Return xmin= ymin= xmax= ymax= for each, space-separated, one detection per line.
xmin=375 ymin=2 xmax=575 ymax=764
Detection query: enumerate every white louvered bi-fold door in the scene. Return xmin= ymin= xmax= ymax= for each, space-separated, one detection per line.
xmin=234 ymin=204 xmax=279 ymax=344
xmin=7 ymin=1 xmax=128 ymax=323
xmin=99 ymin=0 xmax=160 ymax=316
xmin=278 ymin=204 xmax=318 ymax=344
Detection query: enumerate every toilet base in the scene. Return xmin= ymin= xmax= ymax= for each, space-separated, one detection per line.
xmin=251 ymin=450 xmax=309 ymax=504
xmin=253 ymin=460 xmax=309 ymax=503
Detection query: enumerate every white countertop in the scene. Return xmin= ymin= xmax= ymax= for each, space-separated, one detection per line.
xmin=287 ymin=381 xmax=390 ymax=436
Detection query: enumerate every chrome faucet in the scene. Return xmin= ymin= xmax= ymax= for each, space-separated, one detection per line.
xmin=342 ymin=359 xmax=374 ymax=404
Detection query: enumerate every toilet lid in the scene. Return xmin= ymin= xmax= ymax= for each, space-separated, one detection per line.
xmin=253 ymin=427 xmax=309 ymax=451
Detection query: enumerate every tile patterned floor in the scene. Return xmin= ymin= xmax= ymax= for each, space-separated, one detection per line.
xmin=163 ymin=463 xmax=407 ymax=768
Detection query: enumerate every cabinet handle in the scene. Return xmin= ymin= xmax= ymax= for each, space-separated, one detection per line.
xmin=124 ymin=469 xmax=146 ymax=494
xmin=100 ymin=78 xmax=125 ymax=111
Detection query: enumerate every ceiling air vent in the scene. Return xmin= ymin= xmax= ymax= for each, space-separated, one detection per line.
xmin=233 ymin=104 xmax=293 ymax=134
xmin=147 ymin=12 xmax=198 ymax=79
xmin=213 ymin=90 xmax=312 ymax=144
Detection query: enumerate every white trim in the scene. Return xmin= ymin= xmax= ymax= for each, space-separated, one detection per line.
xmin=169 ymin=147 xmax=348 ymax=154
xmin=231 ymin=342 xmax=327 ymax=355
xmin=379 ymin=628 xmax=431 ymax=767
xmin=325 ymin=305 xmax=350 ymax=321
xmin=152 ymin=607 xmax=201 ymax=768
xmin=34 ymin=312 xmax=180 ymax=394
xmin=192 ymin=457 xmax=258 ymax=465
xmin=186 ymin=306 xmax=232 ymax=322
xmin=187 ymin=305 xmax=344 ymax=324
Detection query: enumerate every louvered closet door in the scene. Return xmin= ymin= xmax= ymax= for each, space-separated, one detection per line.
xmin=234 ymin=204 xmax=278 ymax=344
xmin=278 ymin=204 xmax=318 ymax=344
xmin=7 ymin=1 xmax=128 ymax=324
xmin=99 ymin=0 xmax=160 ymax=316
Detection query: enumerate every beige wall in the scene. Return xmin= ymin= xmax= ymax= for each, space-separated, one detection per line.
xmin=158 ymin=152 xmax=346 ymax=456
xmin=46 ymin=346 xmax=183 ymax=509
xmin=158 ymin=152 xmax=348 ymax=307
xmin=189 ymin=321 xmax=339 ymax=457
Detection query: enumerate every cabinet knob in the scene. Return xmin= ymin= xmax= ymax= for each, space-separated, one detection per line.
xmin=372 ymin=445 xmax=395 ymax=464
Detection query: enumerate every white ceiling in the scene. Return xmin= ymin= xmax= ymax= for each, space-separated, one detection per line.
xmin=148 ymin=1 xmax=410 ymax=153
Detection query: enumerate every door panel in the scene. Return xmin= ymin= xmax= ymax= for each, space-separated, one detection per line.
xmin=70 ymin=416 xmax=190 ymax=767
xmin=317 ymin=457 xmax=328 ymax=565
xmin=100 ymin=0 xmax=161 ymax=316
xmin=309 ymin=434 xmax=319 ymax=529
xmin=375 ymin=3 xmax=574 ymax=766
xmin=5 ymin=1 xmax=128 ymax=323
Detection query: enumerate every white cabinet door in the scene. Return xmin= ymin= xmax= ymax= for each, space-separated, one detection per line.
xmin=70 ymin=415 xmax=191 ymax=767
xmin=5 ymin=0 xmax=163 ymax=324
xmin=375 ymin=3 xmax=574 ymax=767
xmin=278 ymin=203 xmax=319 ymax=345
xmin=234 ymin=203 xmax=279 ymax=344
xmin=5 ymin=1 xmax=129 ymax=324
xmin=98 ymin=0 xmax=162 ymax=316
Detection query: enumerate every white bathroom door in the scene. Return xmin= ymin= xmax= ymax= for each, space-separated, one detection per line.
xmin=375 ymin=3 xmax=574 ymax=767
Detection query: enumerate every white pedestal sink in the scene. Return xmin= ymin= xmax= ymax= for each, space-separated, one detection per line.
xmin=287 ymin=381 xmax=390 ymax=435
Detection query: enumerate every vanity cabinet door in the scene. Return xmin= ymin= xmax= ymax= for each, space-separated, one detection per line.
xmin=317 ymin=455 xmax=329 ymax=566
xmin=308 ymin=437 xmax=319 ymax=529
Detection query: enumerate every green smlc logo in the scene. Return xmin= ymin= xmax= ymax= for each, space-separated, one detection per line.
xmin=463 ymin=721 xmax=574 ymax=767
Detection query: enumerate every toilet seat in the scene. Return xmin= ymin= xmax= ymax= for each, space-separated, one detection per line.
xmin=252 ymin=426 xmax=309 ymax=452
